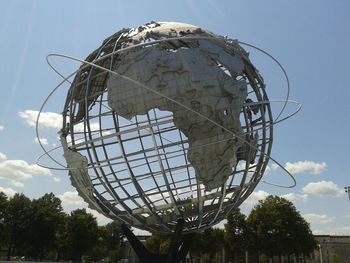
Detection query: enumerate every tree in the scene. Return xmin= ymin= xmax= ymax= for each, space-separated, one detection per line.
xmin=26 ymin=193 xmax=65 ymax=260
xmin=189 ymin=232 xmax=205 ymax=262
xmin=105 ymin=221 xmax=124 ymax=254
xmin=60 ymin=209 xmax=99 ymax=261
xmin=144 ymin=234 xmax=171 ymax=254
xmin=189 ymin=228 xmax=225 ymax=263
xmin=90 ymin=225 xmax=108 ymax=261
xmin=246 ymin=195 xmax=317 ymax=261
xmin=225 ymin=208 xmax=248 ymax=263
xmin=0 ymin=192 xmax=125 ymax=262
xmin=3 ymin=193 xmax=32 ymax=260
xmin=90 ymin=221 xmax=124 ymax=262
xmin=0 ymin=192 xmax=7 ymax=220
xmin=205 ymin=228 xmax=225 ymax=262
xmin=0 ymin=192 xmax=8 ymax=250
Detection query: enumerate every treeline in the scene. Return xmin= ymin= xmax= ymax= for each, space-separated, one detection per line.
xmin=0 ymin=192 xmax=318 ymax=263
xmin=0 ymin=192 xmax=123 ymax=262
xmin=144 ymin=195 xmax=318 ymax=263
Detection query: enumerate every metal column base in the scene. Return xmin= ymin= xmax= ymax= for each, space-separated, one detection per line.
xmin=121 ymin=219 xmax=192 ymax=263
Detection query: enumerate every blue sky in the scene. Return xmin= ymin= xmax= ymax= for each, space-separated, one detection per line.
xmin=0 ymin=0 xmax=349 ymax=234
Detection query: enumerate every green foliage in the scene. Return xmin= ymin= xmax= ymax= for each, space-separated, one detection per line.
xmin=0 ymin=191 xmax=318 ymax=262
xmin=144 ymin=234 xmax=171 ymax=254
xmin=246 ymin=195 xmax=317 ymax=258
xmin=26 ymin=193 xmax=65 ymax=260
xmin=0 ymin=192 xmax=8 ymax=249
xmin=225 ymin=208 xmax=247 ymax=263
xmin=94 ymin=221 xmax=124 ymax=261
xmin=61 ymin=209 xmax=99 ymax=261
xmin=159 ymin=238 xmax=171 ymax=254
xmin=0 ymin=192 xmax=7 ymax=218
xmin=3 ymin=193 xmax=32 ymax=259
xmin=189 ymin=228 xmax=225 ymax=262
xmin=331 ymin=253 xmax=340 ymax=263
xmin=144 ymin=234 xmax=162 ymax=254
xmin=56 ymin=214 xmax=124 ymax=262
xmin=0 ymin=191 xmax=125 ymax=262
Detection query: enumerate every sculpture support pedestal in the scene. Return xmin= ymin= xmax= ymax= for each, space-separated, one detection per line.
xmin=121 ymin=219 xmax=192 ymax=263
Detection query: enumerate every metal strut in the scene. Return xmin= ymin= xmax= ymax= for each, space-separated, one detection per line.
xmin=121 ymin=219 xmax=193 ymax=263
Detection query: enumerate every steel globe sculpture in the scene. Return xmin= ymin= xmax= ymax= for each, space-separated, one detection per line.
xmin=39 ymin=22 xmax=298 ymax=235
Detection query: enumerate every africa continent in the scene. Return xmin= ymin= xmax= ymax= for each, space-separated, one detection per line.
xmin=107 ymin=22 xmax=248 ymax=190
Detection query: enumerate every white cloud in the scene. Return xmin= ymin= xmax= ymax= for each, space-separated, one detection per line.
xmin=34 ymin=137 xmax=49 ymax=145
xmin=58 ymin=191 xmax=111 ymax=225
xmin=9 ymin=180 xmax=25 ymax=188
xmin=264 ymin=165 xmax=271 ymax=175
xmin=53 ymin=176 xmax=61 ymax=182
xmin=285 ymin=161 xmax=326 ymax=175
xmin=0 ymin=125 xmax=4 ymax=131
xmin=0 ymin=159 xmax=52 ymax=186
xmin=303 ymin=213 xmax=335 ymax=225
xmin=86 ymin=208 xmax=112 ymax=225
xmin=302 ymin=180 xmax=344 ymax=197
xmin=18 ymin=110 xmax=104 ymax=135
xmin=19 ymin=110 xmax=62 ymax=129
xmin=344 ymin=214 xmax=350 ymax=219
xmin=261 ymin=161 xmax=325 ymax=176
xmin=271 ymin=163 xmax=280 ymax=171
xmin=1 ymin=149 xmax=60 ymax=189
xmin=0 ymin=186 xmax=16 ymax=197
xmin=280 ymin=193 xmax=308 ymax=202
xmin=262 ymin=163 xmax=279 ymax=175
xmin=0 ymin=152 xmax=7 ymax=162
xmin=58 ymin=191 xmax=85 ymax=207
xmin=243 ymin=190 xmax=269 ymax=207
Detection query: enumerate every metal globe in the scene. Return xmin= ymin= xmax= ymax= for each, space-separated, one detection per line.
xmin=59 ymin=22 xmax=273 ymax=233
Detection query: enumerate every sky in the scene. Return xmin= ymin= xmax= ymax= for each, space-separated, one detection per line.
xmin=0 ymin=0 xmax=350 ymax=235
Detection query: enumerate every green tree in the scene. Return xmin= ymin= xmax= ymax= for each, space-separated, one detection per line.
xmin=144 ymin=234 xmax=171 ymax=254
xmin=189 ymin=228 xmax=225 ymax=263
xmin=246 ymin=195 xmax=317 ymax=261
xmin=105 ymin=221 xmax=125 ymax=260
xmin=90 ymin=222 xmax=124 ymax=262
xmin=55 ymin=213 xmax=69 ymax=261
xmin=0 ymin=192 xmax=7 ymax=219
xmin=225 ymin=208 xmax=247 ymax=263
xmin=3 ymin=193 xmax=32 ymax=260
xmin=90 ymin=226 xmax=108 ymax=261
xmin=205 ymin=228 xmax=225 ymax=262
xmin=0 ymin=192 xmax=8 ymax=251
xmin=331 ymin=253 xmax=341 ymax=263
xmin=61 ymin=209 xmax=99 ymax=261
xmin=189 ymin=232 xmax=205 ymax=261
xmin=26 ymin=193 xmax=65 ymax=260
